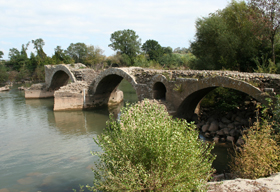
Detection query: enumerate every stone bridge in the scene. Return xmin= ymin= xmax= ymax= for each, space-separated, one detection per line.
xmin=25 ymin=64 xmax=280 ymax=120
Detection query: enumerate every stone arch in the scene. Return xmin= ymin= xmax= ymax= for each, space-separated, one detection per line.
xmin=153 ymin=82 xmax=167 ymax=100
xmin=177 ymin=76 xmax=268 ymax=120
xmin=46 ymin=64 xmax=76 ymax=90
xmin=92 ymin=68 xmax=139 ymax=105
xmin=150 ymin=74 xmax=169 ymax=99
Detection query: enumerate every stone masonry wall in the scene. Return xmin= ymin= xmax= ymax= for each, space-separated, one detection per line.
xmin=131 ymin=68 xmax=280 ymax=94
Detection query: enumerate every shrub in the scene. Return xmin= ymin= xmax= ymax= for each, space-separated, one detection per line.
xmin=88 ymin=99 xmax=215 ymax=191
xmin=15 ymin=66 xmax=31 ymax=82
xmin=230 ymin=120 xmax=280 ymax=179
xmin=0 ymin=64 xmax=8 ymax=83
xmin=32 ymin=66 xmax=45 ymax=82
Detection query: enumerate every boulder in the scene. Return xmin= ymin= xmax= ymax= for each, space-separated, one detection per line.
xmin=227 ymin=136 xmax=235 ymax=143
xmin=227 ymin=123 xmax=235 ymax=129
xmin=213 ymin=136 xmax=219 ymax=143
xmin=229 ymin=129 xmax=238 ymax=137
xmin=223 ymin=128 xmax=229 ymax=135
xmin=196 ymin=121 xmax=205 ymax=129
xmin=235 ymin=116 xmax=243 ymax=123
xmin=231 ymin=114 xmax=237 ymax=122
xmin=216 ymin=129 xmax=224 ymax=136
xmin=208 ymin=121 xmax=219 ymax=132
xmin=204 ymin=132 xmax=211 ymax=138
xmin=233 ymin=121 xmax=241 ymax=126
xmin=218 ymin=122 xmax=226 ymax=129
xmin=222 ymin=117 xmax=231 ymax=124
xmin=202 ymin=123 xmax=210 ymax=132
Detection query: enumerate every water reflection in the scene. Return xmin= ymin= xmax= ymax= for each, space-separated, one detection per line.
xmin=52 ymin=110 xmax=108 ymax=135
xmin=25 ymin=98 xmax=54 ymax=110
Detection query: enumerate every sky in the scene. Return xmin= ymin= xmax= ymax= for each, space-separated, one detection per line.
xmin=0 ymin=0 xmax=230 ymax=60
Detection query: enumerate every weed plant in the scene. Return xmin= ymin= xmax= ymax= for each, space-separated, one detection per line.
xmin=88 ymin=99 xmax=215 ymax=191
xmin=229 ymin=120 xmax=280 ymax=179
xmin=230 ymin=97 xmax=280 ymax=179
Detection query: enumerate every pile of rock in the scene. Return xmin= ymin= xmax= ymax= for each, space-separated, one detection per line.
xmin=27 ymin=83 xmax=47 ymax=90
xmin=55 ymin=81 xmax=89 ymax=94
xmin=196 ymin=100 xmax=258 ymax=145
xmin=0 ymin=85 xmax=10 ymax=92
xmin=18 ymin=86 xmax=25 ymax=90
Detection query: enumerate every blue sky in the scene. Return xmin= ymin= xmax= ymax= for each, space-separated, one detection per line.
xmin=0 ymin=0 xmax=230 ymax=60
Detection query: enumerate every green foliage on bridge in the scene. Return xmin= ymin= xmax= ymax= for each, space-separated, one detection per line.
xmin=88 ymin=99 xmax=215 ymax=191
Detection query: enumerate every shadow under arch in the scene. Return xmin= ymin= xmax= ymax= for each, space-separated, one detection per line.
xmin=92 ymin=68 xmax=139 ymax=106
xmin=49 ymin=70 xmax=71 ymax=91
xmin=153 ymin=82 xmax=166 ymax=100
xmin=176 ymin=76 xmax=268 ymax=121
xmin=96 ymin=74 xmax=124 ymax=94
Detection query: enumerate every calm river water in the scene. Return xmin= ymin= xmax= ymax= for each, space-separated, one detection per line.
xmin=0 ymin=80 xmax=229 ymax=192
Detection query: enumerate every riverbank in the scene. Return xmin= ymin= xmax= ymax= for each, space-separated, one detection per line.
xmin=207 ymin=172 xmax=280 ymax=192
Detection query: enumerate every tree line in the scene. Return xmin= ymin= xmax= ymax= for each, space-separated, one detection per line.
xmin=0 ymin=0 xmax=280 ymax=84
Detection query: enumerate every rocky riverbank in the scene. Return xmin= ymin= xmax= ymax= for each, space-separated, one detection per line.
xmin=207 ymin=172 xmax=280 ymax=192
xmin=195 ymin=98 xmax=259 ymax=145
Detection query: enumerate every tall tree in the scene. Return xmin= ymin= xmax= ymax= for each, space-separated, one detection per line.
xmin=21 ymin=42 xmax=30 ymax=58
xmin=141 ymin=39 xmax=163 ymax=61
xmin=32 ymin=38 xmax=46 ymax=59
xmin=248 ymin=0 xmax=280 ymax=64
xmin=190 ymin=0 xmax=267 ymax=71
xmin=109 ymin=29 xmax=141 ymax=64
xmin=53 ymin=46 xmax=74 ymax=64
xmin=66 ymin=43 xmax=87 ymax=63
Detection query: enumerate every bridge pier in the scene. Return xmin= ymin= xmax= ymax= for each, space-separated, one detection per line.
xmin=53 ymin=81 xmax=124 ymax=111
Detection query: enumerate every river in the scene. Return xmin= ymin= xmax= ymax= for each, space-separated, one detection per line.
xmin=0 ymin=80 xmax=229 ymax=192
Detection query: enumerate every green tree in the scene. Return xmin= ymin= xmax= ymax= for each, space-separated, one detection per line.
xmin=66 ymin=42 xmax=87 ymax=63
xmin=0 ymin=64 xmax=8 ymax=83
xmin=142 ymin=39 xmax=163 ymax=61
xmin=248 ymin=0 xmax=280 ymax=64
xmin=88 ymin=100 xmax=215 ymax=191
xmin=109 ymin=29 xmax=141 ymax=65
xmin=32 ymin=38 xmax=47 ymax=59
xmin=83 ymin=45 xmax=106 ymax=66
xmin=173 ymin=47 xmax=190 ymax=54
xmin=162 ymin=46 xmax=173 ymax=55
xmin=0 ymin=51 xmax=3 ymax=59
xmin=52 ymin=46 xmax=74 ymax=64
xmin=7 ymin=48 xmax=27 ymax=71
xmin=190 ymin=0 xmax=267 ymax=71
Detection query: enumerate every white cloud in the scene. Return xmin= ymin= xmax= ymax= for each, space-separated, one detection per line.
xmin=0 ymin=0 xmax=229 ymax=59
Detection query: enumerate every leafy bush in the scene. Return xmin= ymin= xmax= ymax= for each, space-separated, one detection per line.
xmin=32 ymin=66 xmax=45 ymax=82
xmin=88 ymin=99 xmax=215 ymax=191
xmin=254 ymin=56 xmax=277 ymax=74
xmin=15 ymin=66 xmax=31 ymax=82
xmin=230 ymin=120 xmax=280 ymax=179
